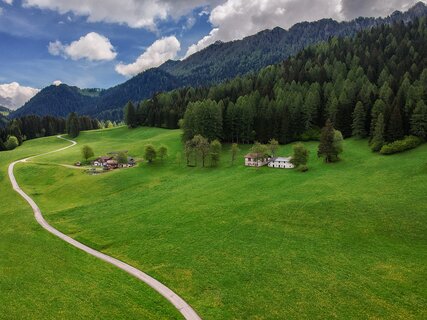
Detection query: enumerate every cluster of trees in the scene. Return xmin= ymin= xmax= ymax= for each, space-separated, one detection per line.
xmin=66 ymin=112 xmax=100 ymax=138
xmin=144 ymin=144 xmax=168 ymax=163
xmin=184 ymin=135 xmax=223 ymax=167
xmin=125 ymin=18 xmax=427 ymax=150
xmin=0 ymin=113 xmax=100 ymax=151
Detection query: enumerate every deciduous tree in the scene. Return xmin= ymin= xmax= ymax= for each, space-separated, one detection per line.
xmin=158 ymin=145 xmax=168 ymax=162
xmin=81 ymin=145 xmax=94 ymax=162
xmin=230 ymin=143 xmax=240 ymax=165
xmin=210 ymin=139 xmax=222 ymax=167
xmin=291 ymin=143 xmax=309 ymax=168
xmin=144 ymin=144 xmax=157 ymax=163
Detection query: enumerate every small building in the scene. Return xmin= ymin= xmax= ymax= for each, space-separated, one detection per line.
xmin=268 ymin=157 xmax=294 ymax=169
xmin=244 ymin=153 xmax=271 ymax=167
xmin=106 ymin=159 xmax=118 ymax=169
xmin=93 ymin=156 xmax=113 ymax=167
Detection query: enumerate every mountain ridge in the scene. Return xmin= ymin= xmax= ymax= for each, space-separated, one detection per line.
xmin=12 ymin=2 xmax=427 ymax=120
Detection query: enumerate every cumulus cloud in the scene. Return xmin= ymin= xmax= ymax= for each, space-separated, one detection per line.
xmin=340 ymin=0 xmax=423 ymax=20
xmin=115 ymin=36 xmax=181 ymax=77
xmin=2 ymin=0 xmax=13 ymax=5
xmin=185 ymin=0 xmax=425 ymax=57
xmin=185 ymin=0 xmax=342 ymax=57
xmin=0 ymin=82 xmax=40 ymax=110
xmin=22 ymin=0 xmax=221 ymax=30
xmin=48 ymin=32 xmax=117 ymax=61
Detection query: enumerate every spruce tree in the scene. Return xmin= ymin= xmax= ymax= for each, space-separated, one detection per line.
xmin=124 ymin=101 xmax=137 ymax=128
xmin=66 ymin=112 xmax=80 ymax=138
xmin=387 ymin=105 xmax=404 ymax=142
xmin=370 ymin=113 xmax=385 ymax=152
xmin=352 ymin=101 xmax=367 ymax=138
xmin=318 ymin=119 xmax=337 ymax=163
xmin=411 ymin=101 xmax=427 ymax=139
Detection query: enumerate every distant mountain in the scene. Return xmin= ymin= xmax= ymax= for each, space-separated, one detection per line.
xmin=13 ymin=2 xmax=427 ymax=120
xmin=0 ymin=106 xmax=10 ymax=113
xmin=13 ymin=84 xmax=95 ymax=118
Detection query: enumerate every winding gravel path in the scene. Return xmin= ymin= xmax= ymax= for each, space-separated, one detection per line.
xmin=8 ymin=135 xmax=201 ymax=320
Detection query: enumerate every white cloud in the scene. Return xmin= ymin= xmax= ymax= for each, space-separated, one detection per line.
xmin=2 ymin=0 xmax=13 ymax=5
xmin=22 ymin=0 xmax=221 ymax=30
xmin=52 ymin=80 xmax=62 ymax=86
xmin=48 ymin=32 xmax=117 ymax=61
xmin=184 ymin=0 xmax=425 ymax=57
xmin=340 ymin=0 xmax=424 ymax=20
xmin=0 ymin=82 xmax=40 ymax=110
xmin=185 ymin=0 xmax=342 ymax=58
xmin=115 ymin=36 xmax=181 ymax=77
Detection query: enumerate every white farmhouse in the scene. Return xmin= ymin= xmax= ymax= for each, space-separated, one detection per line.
xmin=244 ymin=153 xmax=271 ymax=167
xmin=267 ymin=157 xmax=294 ymax=169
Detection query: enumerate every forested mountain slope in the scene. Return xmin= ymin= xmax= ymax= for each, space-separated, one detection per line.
xmin=12 ymin=2 xmax=427 ymax=120
xmin=127 ymin=17 xmax=427 ymax=148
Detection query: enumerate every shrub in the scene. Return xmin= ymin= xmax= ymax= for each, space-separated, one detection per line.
xmin=291 ymin=143 xmax=309 ymax=167
xmin=297 ymin=165 xmax=309 ymax=172
xmin=5 ymin=136 xmax=19 ymax=150
xmin=380 ymin=136 xmax=423 ymax=155
xmin=300 ymin=128 xmax=320 ymax=141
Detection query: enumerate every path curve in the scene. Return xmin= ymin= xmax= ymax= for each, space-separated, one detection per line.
xmin=8 ymin=135 xmax=202 ymax=320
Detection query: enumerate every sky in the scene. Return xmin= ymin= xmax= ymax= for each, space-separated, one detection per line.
xmin=0 ymin=0 xmax=425 ymax=109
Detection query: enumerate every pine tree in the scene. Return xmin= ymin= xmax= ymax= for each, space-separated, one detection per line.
xmin=411 ymin=101 xmax=427 ymax=139
xmin=352 ymin=101 xmax=367 ymax=138
xmin=318 ymin=119 xmax=337 ymax=163
xmin=124 ymin=101 xmax=137 ymax=128
xmin=370 ymin=113 xmax=385 ymax=152
xmin=387 ymin=105 xmax=404 ymax=142
xmin=66 ymin=112 xmax=80 ymax=138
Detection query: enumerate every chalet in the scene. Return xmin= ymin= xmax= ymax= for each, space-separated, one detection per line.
xmin=106 ymin=159 xmax=118 ymax=169
xmin=93 ymin=156 xmax=113 ymax=167
xmin=244 ymin=153 xmax=272 ymax=167
xmin=268 ymin=157 xmax=294 ymax=169
xmin=92 ymin=155 xmax=136 ymax=170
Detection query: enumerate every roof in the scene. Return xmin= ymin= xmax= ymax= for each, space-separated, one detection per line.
xmin=271 ymin=157 xmax=292 ymax=162
xmin=244 ymin=153 xmax=269 ymax=158
xmin=98 ymin=156 xmax=113 ymax=161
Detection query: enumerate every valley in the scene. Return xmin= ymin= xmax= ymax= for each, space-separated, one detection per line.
xmin=4 ymin=126 xmax=426 ymax=319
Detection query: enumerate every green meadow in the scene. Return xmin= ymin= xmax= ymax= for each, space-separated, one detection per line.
xmin=0 ymin=135 xmax=180 ymax=320
xmin=4 ymin=126 xmax=427 ymax=319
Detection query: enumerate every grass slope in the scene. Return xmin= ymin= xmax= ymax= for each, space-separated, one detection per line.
xmin=0 ymin=136 xmax=181 ymax=320
xmin=10 ymin=126 xmax=427 ymax=319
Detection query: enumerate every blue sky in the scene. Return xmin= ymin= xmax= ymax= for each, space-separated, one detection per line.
xmin=0 ymin=1 xmax=212 ymax=89
xmin=0 ymin=0 xmax=423 ymax=109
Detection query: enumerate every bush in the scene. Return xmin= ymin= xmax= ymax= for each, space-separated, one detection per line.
xmin=380 ymin=136 xmax=423 ymax=155
xmin=296 ymin=165 xmax=309 ymax=172
xmin=5 ymin=135 xmax=19 ymax=150
xmin=300 ymin=128 xmax=320 ymax=141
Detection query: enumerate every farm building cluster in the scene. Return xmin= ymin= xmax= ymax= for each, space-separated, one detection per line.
xmin=244 ymin=154 xmax=294 ymax=169
xmin=92 ymin=154 xmax=136 ymax=170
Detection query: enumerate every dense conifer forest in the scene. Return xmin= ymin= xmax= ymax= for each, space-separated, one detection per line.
xmin=0 ymin=114 xmax=100 ymax=151
xmin=125 ymin=18 xmax=427 ymax=148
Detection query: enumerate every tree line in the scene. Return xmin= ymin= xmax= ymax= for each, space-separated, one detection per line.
xmin=124 ymin=18 xmax=427 ymax=150
xmin=0 ymin=113 xmax=100 ymax=151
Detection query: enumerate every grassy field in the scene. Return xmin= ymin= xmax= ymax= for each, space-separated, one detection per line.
xmin=0 ymin=136 xmax=181 ymax=320
xmin=6 ymin=126 xmax=427 ymax=319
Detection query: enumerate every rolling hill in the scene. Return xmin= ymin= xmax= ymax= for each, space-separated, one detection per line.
xmin=6 ymin=126 xmax=427 ymax=319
